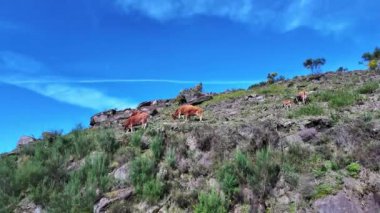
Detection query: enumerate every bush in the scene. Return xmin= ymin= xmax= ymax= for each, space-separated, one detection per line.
xmin=130 ymin=156 xmax=156 ymax=195
xmin=150 ymin=135 xmax=164 ymax=161
xmin=0 ymin=156 xmax=19 ymax=210
xmin=165 ymin=147 xmax=176 ymax=168
xmin=346 ymin=162 xmax=361 ymax=178
xmin=130 ymin=130 xmax=143 ymax=147
xmin=142 ymin=179 xmax=165 ymax=203
xmin=249 ymin=148 xmax=280 ymax=199
xmin=234 ymin=150 xmax=252 ymax=177
xmin=95 ymin=129 xmax=119 ymax=154
xmin=357 ymin=81 xmax=379 ymax=94
xmin=312 ymin=184 xmax=336 ymax=200
xmin=48 ymin=153 xmax=111 ymax=212
xmin=15 ymin=160 xmax=48 ymax=191
xmin=194 ymin=190 xmax=227 ymax=213
xmin=281 ymin=163 xmax=299 ymax=189
xmin=217 ymin=164 xmax=239 ymax=198
xmin=289 ymin=104 xmax=324 ymax=118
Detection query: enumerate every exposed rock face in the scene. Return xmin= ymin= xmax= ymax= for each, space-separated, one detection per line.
xmin=93 ymin=188 xmax=134 ymax=213
xmin=14 ymin=198 xmax=44 ymax=213
xmin=89 ymin=99 xmax=173 ymax=128
xmin=111 ymin=163 xmax=131 ymax=183
xmin=313 ymin=191 xmax=364 ymax=213
xmin=17 ymin=136 xmax=36 ymax=147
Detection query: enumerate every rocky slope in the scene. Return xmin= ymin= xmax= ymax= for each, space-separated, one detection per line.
xmin=1 ymin=70 xmax=380 ymax=213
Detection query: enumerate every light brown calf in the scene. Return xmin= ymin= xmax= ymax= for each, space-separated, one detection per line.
xmin=172 ymin=104 xmax=204 ymax=121
xmin=282 ymin=99 xmax=293 ymax=110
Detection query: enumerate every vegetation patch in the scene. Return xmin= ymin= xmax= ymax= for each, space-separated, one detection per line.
xmin=202 ymin=90 xmax=250 ymax=106
xmin=289 ymin=104 xmax=324 ymax=118
xmin=254 ymin=84 xmax=287 ymax=95
xmin=357 ymin=81 xmax=379 ymax=94
xmin=311 ymin=183 xmax=338 ymax=200
xmin=194 ymin=190 xmax=227 ymax=213
xmin=346 ymin=162 xmax=361 ymax=178
xmin=316 ymin=90 xmax=359 ymax=108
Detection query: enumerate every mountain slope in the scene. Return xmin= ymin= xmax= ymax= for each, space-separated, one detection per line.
xmin=1 ymin=70 xmax=380 ymax=213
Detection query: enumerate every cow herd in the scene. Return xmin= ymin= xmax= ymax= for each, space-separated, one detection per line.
xmin=123 ymin=91 xmax=309 ymax=132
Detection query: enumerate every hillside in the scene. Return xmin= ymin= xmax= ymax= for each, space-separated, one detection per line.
xmin=1 ymin=70 xmax=380 ymax=213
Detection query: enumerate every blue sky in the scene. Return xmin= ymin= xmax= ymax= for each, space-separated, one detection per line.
xmin=0 ymin=0 xmax=379 ymax=152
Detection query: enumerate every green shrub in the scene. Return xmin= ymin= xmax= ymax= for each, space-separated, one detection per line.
xmin=150 ymin=135 xmax=164 ymax=161
xmin=357 ymin=81 xmax=379 ymax=94
xmin=130 ymin=156 xmax=156 ymax=195
xmin=48 ymin=153 xmax=111 ymax=212
xmin=346 ymin=162 xmax=361 ymax=178
xmin=194 ymin=190 xmax=227 ymax=213
xmin=0 ymin=156 xmax=19 ymax=211
xmin=249 ymin=148 xmax=280 ymax=199
xmin=234 ymin=150 xmax=252 ymax=178
xmin=114 ymin=146 xmax=140 ymax=165
xmin=95 ymin=129 xmax=119 ymax=154
xmin=217 ymin=164 xmax=239 ymax=198
xmin=130 ymin=130 xmax=143 ymax=147
xmin=15 ymin=160 xmax=48 ymax=191
xmin=142 ymin=179 xmax=165 ymax=203
xmin=165 ymin=147 xmax=176 ymax=168
xmin=312 ymin=184 xmax=336 ymax=200
xmin=289 ymin=104 xmax=324 ymax=118
xmin=281 ymin=163 xmax=299 ymax=188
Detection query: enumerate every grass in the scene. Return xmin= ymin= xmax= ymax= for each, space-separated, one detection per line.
xmin=311 ymin=184 xmax=337 ymax=200
xmin=357 ymin=81 xmax=379 ymax=94
xmin=202 ymin=89 xmax=250 ymax=106
xmin=253 ymin=84 xmax=287 ymax=95
xmin=316 ymin=90 xmax=359 ymax=108
xmin=194 ymin=190 xmax=227 ymax=213
xmin=150 ymin=135 xmax=164 ymax=161
xmin=217 ymin=163 xmax=239 ymax=198
xmin=165 ymin=147 xmax=176 ymax=168
xmin=289 ymin=104 xmax=324 ymax=118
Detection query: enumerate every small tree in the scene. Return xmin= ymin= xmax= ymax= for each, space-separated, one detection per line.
xmin=303 ymin=58 xmax=326 ymax=74
xmin=336 ymin=67 xmax=348 ymax=72
xmin=267 ymin=72 xmax=278 ymax=84
xmin=362 ymin=47 xmax=380 ymax=72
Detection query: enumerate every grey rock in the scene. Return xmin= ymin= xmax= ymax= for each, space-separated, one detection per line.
xmin=93 ymin=188 xmax=133 ymax=213
xmin=313 ymin=191 xmax=363 ymax=213
xmin=17 ymin=136 xmax=36 ymax=147
xmin=299 ymin=128 xmax=318 ymax=142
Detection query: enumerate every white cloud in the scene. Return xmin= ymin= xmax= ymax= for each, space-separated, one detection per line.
xmin=20 ymin=83 xmax=135 ymax=111
xmin=116 ymin=0 xmax=254 ymax=22
xmin=0 ymin=52 xmax=136 ymax=111
xmin=116 ymin=0 xmax=371 ymax=34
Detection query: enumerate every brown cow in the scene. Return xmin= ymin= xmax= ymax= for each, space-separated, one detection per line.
xmin=295 ymin=91 xmax=308 ymax=105
xmin=172 ymin=104 xmax=204 ymax=121
xmin=123 ymin=111 xmax=149 ymax=132
xmin=282 ymin=99 xmax=293 ymax=110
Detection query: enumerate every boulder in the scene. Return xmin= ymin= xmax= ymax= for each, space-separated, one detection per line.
xmin=14 ymin=198 xmax=44 ymax=213
xmin=112 ymin=163 xmax=131 ymax=183
xmin=299 ymin=128 xmax=318 ymax=142
xmin=93 ymin=188 xmax=134 ymax=213
xmin=17 ymin=136 xmax=36 ymax=147
xmin=313 ymin=191 xmax=363 ymax=213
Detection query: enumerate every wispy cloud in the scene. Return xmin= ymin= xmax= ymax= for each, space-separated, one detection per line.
xmin=0 ymin=52 xmax=136 ymax=111
xmin=115 ymin=0 xmax=374 ymax=34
